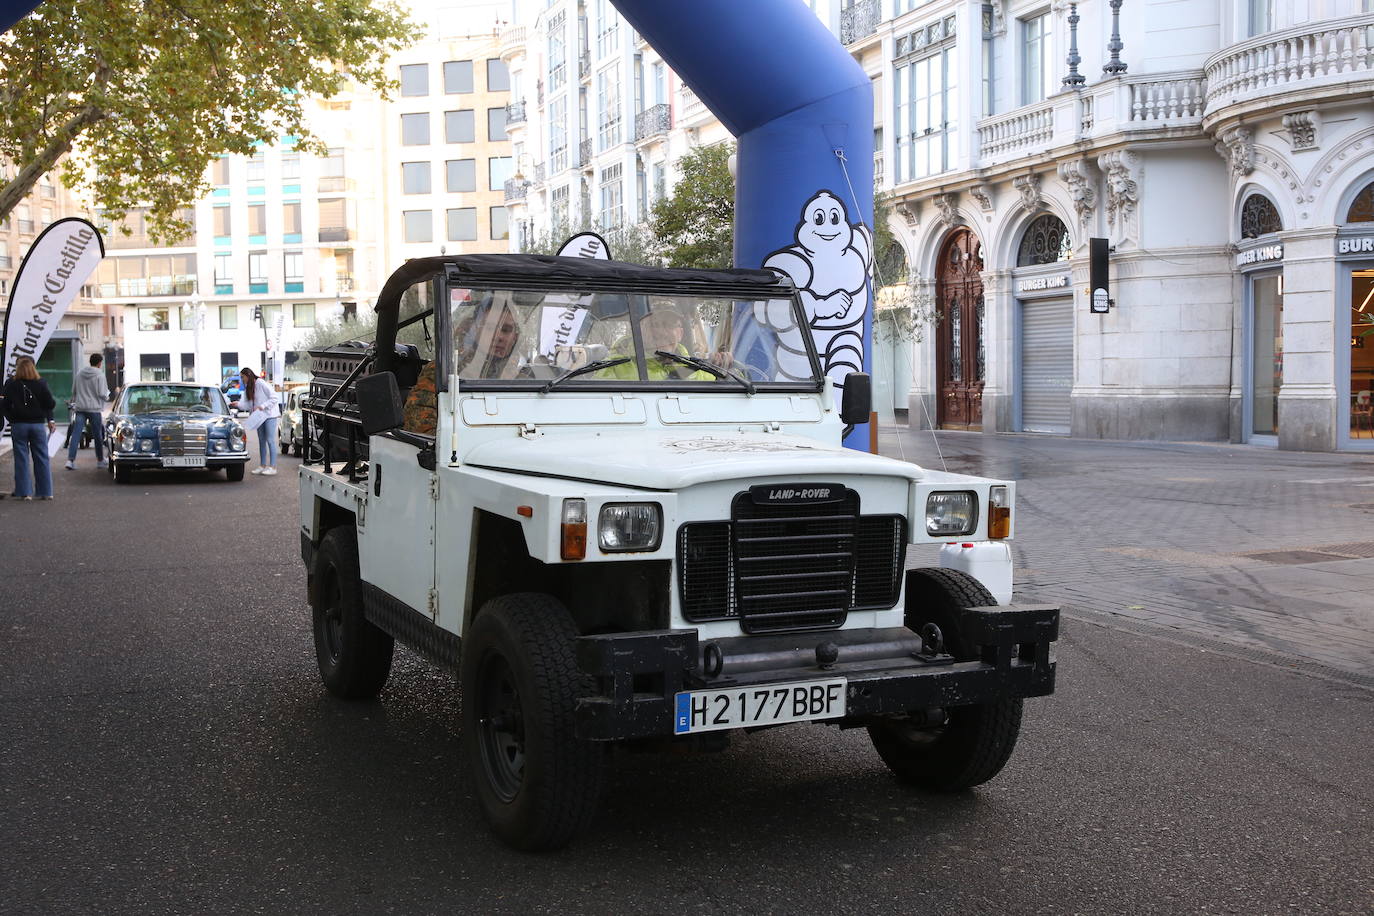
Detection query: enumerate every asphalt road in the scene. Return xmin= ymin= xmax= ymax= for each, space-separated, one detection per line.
xmin=1 ymin=448 xmax=1372 ymax=915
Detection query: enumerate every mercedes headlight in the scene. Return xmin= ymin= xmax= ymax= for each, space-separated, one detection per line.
xmin=229 ymin=424 xmax=246 ymax=451
xmin=926 ymin=491 xmax=977 ymax=536
xmin=116 ymin=425 xmax=135 ymax=452
xmin=598 ymin=503 xmax=663 ymax=552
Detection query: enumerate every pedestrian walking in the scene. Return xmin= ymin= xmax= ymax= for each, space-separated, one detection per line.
xmin=239 ymin=367 xmax=280 ymax=476
xmin=1 ymin=356 xmax=58 ymax=500
xmin=65 ymin=352 xmax=109 ymax=470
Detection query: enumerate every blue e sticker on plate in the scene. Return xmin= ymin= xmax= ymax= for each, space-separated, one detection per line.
xmin=674 ymin=693 xmax=691 ymax=734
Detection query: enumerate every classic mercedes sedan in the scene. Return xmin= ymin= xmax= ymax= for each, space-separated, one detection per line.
xmin=105 ymin=382 xmax=249 ymax=483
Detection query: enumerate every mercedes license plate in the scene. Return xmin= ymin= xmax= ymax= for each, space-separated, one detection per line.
xmin=673 ymin=678 xmax=847 ymax=734
xmin=161 ymin=456 xmax=206 ymax=468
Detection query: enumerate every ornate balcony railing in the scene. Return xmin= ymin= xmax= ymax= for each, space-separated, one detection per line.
xmin=336 ymin=275 xmax=354 ymax=293
xmin=579 ymin=137 xmax=593 ymax=168
xmin=977 ymin=101 xmax=1054 ymax=160
xmin=873 ymin=151 xmax=884 ymax=186
xmin=506 ymin=100 xmax=526 ymax=124
xmin=578 ymin=51 xmax=590 ymax=82
xmin=1205 ymin=15 xmax=1374 ymax=117
xmin=534 ymin=163 xmax=546 ymax=183
xmin=840 ymin=0 xmax=881 ymax=45
xmin=634 ymin=103 xmax=671 ymax=141
xmin=498 ymin=24 xmax=525 ymax=57
xmin=1126 ymin=71 xmax=1205 ymax=123
xmin=504 ymin=178 xmax=530 ymax=201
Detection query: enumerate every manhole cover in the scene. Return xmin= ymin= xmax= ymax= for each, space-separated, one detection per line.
xmin=1242 ymin=550 xmax=1351 ymax=565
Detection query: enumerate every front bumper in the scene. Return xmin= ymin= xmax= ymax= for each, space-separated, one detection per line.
xmin=575 ymin=604 xmax=1059 ymax=741
xmin=109 ymin=452 xmax=249 ymax=468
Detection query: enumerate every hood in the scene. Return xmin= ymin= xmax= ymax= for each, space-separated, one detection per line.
xmin=464 ymin=431 xmax=924 ymax=490
xmin=77 ymin=366 xmax=103 ymax=381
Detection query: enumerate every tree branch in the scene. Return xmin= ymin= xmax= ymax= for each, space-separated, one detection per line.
xmin=0 ymin=103 xmax=106 ymax=223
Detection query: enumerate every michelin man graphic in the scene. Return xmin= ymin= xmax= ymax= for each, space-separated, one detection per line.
xmin=756 ymin=190 xmax=872 ymax=388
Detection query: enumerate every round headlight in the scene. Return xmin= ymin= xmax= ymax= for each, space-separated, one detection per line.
xmin=598 ymin=503 xmax=663 ymax=552
xmin=116 ymin=425 xmax=135 ymax=451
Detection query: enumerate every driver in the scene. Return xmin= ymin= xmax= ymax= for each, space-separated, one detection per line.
xmin=597 ymin=306 xmax=719 ymax=381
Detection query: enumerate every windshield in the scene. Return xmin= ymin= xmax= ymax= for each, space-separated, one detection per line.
xmin=122 ymin=385 xmax=227 ymax=414
xmin=446 ymin=286 xmax=820 ymax=388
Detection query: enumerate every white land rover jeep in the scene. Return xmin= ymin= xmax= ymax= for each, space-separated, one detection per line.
xmin=297 ymin=254 xmax=1059 ymax=851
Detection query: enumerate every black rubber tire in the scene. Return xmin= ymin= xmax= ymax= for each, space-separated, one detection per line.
xmin=460 ymin=593 xmax=605 ymax=851
xmin=311 ymin=527 xmax=393 ymax=699
xmin=867 ymin=567 xmax=1024 ymax=792
xmin=225 ymin=463 xmax=246 ymax=481
xmin=280 ymin=440 xmax=290 ymax=455
xmin=291 ymin=441 xmax=302 ymax=458
xmin=113 ymin=463 xmax=133 ymax=484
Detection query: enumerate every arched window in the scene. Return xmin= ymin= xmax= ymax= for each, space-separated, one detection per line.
xmin=1016 ymin=214 xmax=1071 ymax=266
xmin=1346 ymin=181 xmax=1374 ymax=223
xmin=1240 ymin=193 xmax=1282 ymax=238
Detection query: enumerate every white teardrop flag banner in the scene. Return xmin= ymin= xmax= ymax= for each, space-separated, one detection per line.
xmin=1 ymin=217 xmax=104 ymax=380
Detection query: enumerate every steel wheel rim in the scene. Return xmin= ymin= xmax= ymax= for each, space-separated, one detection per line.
xmin=321 ymin=564 xmax=344 ymax=663
xmin=477 ymin=652 xmax=526 ymax=803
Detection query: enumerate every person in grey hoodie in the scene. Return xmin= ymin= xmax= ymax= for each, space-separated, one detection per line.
xmin=65 ymin=352 xmax=110 ymax=470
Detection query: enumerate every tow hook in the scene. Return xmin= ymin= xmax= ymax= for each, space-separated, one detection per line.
xmin=911 ymin=623 xmax=954 ymax=666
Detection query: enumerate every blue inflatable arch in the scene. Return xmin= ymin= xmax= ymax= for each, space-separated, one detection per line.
xmin=610 ymin=0 xmax=875 ymax=448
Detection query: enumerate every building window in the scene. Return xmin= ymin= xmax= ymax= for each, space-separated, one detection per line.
xmin=213 ymin=206 xmax=231 ymax=240
xmin=488 ymin=107 xmax=508 ymax=142
xmin=140 ymin=354 xmax=171 ymax=382
xmin=595 ymin=0 xmax=619 ymax=59
xmin=894 ymin=45 xmax=958 ymax=183
xmin=260 ymin=304 xmax=282 ymax=329
xmin=1016 ymin=213 xmax=1072 ymax=265
xmin=487 ymin=58 xmax=510 ymax=92
xmin=446 ymin=109 xmax=475 ymax=143
xmin=551 ymin=185 xmax=569 ymax=229
xmin=293 ymin=303 xmax=316 ymax=327
xmin=1346 ymin=181 xmax=1374 ymax=222
xmin=248 ymin=203 xmax=266 ymax=241
xmin=488 ymin=156 xmax=514 ymax=192
xmin=249 ymin=251 xmax=268 ymax=287
xmin=342 ymin=301 xmax=358 ymax=322
xmin=1021 ymin=13 xmax=1050 ymax=106
xmin=404 ymin=210 xmax=433 ymax=243
xmin=246 ymin=153 xmax=266 ymax=183
xmin=447 ymin=159 xmax=476 ymax=192
xmin=1248 ymin=0 xmax=1273 ymax=37
xmin=212 ymin=156 xmax=230 ymax=186
xmin=219 ymin=305 xmax=238 ymax=329
xmin=214 ymin=254 xmax=233 ymax=294
xmin=320 ymin=147 xmax=345 ymax=177
xmin=282 ymin=202 xmax=302 ymax=242
xmin=283 ymin=250 xmax=303 ymax=292
xmin=0 ymin=239 xmax=9 ymax=270
xmin=548 ymin=12 xmax=567 ymax=92
xmin=490 ymin=206 xmax=509 ymax=241
xmin=444 ymin=59 xmax=473 ymax=93
xmin=139 ymin=307 xmax=170 ymax=331
xmin=549 ymin=96 xmax=568 ymax=172
xmin=600 ymin=163 xmax=623 ymax=228
xmin=281 ymin=152 xmax=300 ymax=181
xmin=446 ymin=207 xmax=477 ymax=241
xmin=400 ymin=63 xmax=428 ymax=96
xmin=597 ymin=68 xmax=621 ymax=150
xmin=1241 ymin=194 xmax=1283 ymax=238
xmin=180 ymin=353 xmax=196 ymax=382
xmin=319 ymin=198 xmax=348 ymax=241
xmin=401 ymin=112 xmax=430 ymax=146
xmin=403 ymin=161 xmax=432 ymax=194
xmin=77 ymin=321 xmax=92 ymax=342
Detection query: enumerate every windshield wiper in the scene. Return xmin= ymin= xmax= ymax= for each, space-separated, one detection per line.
xmin=541 ymin=356 xmax=631 ymax=393
xmin=654 ymin=350 xmax=756 ymax=395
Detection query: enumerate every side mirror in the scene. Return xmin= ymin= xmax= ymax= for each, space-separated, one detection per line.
xmin=355 ymin=371 xmax=405 ymax=435
xmin=840 ymin=372 xmax=872 ymax=430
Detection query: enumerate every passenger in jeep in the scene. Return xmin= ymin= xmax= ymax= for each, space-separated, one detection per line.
xmin=598 ymin=307 xmax=719 ymax=381
xmin=403 ymin=297 xmax=528 ymax=436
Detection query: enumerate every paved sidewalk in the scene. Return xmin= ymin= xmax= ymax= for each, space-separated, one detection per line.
xmin=881 ymin=423 xmax=1374 ymax=682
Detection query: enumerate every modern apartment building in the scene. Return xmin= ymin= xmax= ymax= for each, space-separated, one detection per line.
xmin=498 ymin=0 xmax=735 ymax=253
xmin=103 ymin=0 xmax=515 ymax=389
xmin=844 ymin=0 xmax=1374 ymax=452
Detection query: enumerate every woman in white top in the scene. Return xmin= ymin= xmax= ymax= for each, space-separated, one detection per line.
xmin=239 ymin=367 xmax=282 ymax=475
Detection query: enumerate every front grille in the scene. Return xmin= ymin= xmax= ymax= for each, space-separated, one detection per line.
xmin=158 ymin=422 xmax=207 ymax=456
xmin=678 ymin=488 xmax=907 ymax=634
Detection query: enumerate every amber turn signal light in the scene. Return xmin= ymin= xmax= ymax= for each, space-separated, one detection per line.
xmin=988 ymin=486 xmax=1011 ymax=539
xmin=561 ymin=498 xmax=587 ymax=560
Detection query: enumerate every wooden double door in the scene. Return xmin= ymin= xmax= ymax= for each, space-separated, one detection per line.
xmin=936 ymin=228 xmax=985 ymax=429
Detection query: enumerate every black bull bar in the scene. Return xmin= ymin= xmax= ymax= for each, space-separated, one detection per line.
xmin=575 ymin=604 xmax=1059 ymax=741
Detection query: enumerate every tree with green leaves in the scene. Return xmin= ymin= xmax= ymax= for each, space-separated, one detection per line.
xmin=0 ymin=0 xmax=418 ymax=243
xmin=651 ymin=142 xmax=734 ymax=269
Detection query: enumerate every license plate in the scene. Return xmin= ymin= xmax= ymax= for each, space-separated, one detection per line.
xmin=161 ymin=455 xmax=206 ymax=468
xmin=673 ymin=678 xmax=847 ymax=734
